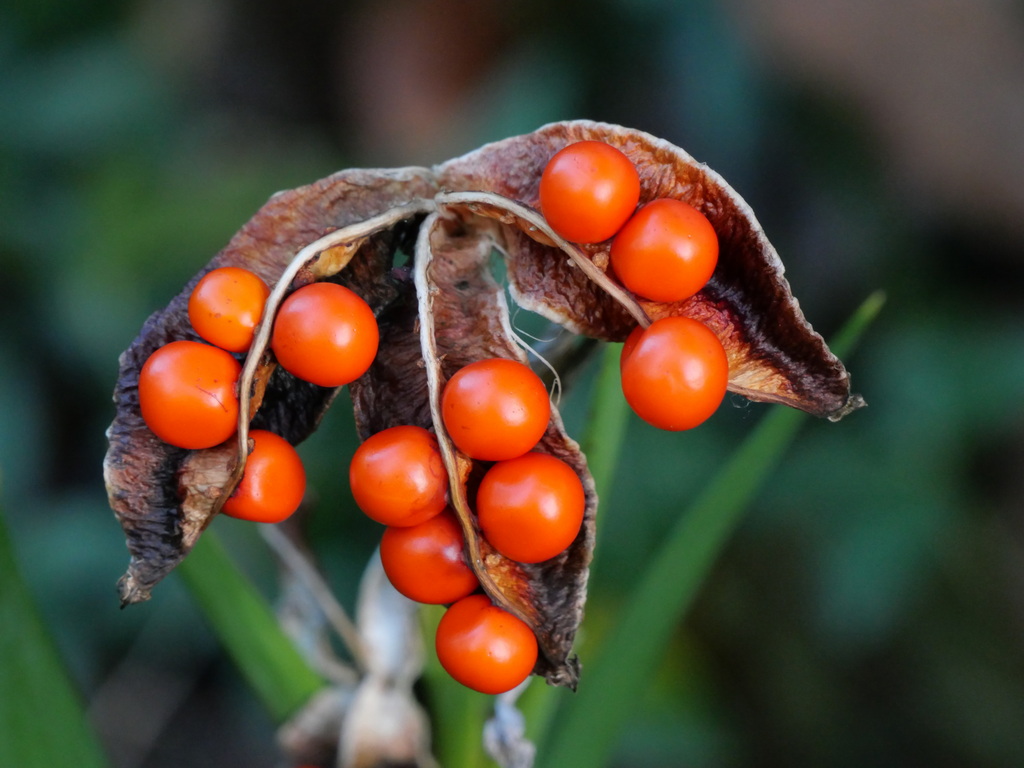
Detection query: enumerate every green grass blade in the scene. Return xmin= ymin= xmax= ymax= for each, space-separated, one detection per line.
xmin=826 ymin=290 xmax=886 ymax=363
xmin=581 ymin=342 xmax=631 ymax=515
xmin=519 ymin=341 xmax=631 ymax=749
xmin=176 ymin=529 xmax=324 ymax=723
xmin=538 ymin=292 xmax=884 ymax=768
xmin=541 ymin=406 xmax=804 ymax=768
xmin=0 ymin=509 xmax=111 ymax=768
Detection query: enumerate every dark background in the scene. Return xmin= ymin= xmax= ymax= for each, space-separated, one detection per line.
xmin=2 ymin=1 xmax=1024 ymax=766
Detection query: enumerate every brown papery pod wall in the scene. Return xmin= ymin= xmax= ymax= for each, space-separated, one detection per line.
xmin=104 ymin=120 xmax=862 ymax=688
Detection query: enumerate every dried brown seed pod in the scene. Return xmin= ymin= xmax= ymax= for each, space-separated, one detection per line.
xmin=104 ymin=120 xmax=862 ymax=688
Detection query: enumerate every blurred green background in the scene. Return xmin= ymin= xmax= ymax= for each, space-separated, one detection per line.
xmin=3 ymin=0 xmax=1024 ymax=766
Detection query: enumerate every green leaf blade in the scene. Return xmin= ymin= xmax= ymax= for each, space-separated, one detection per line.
xmin=0 ymin=510 xmax=111 ymax=768
xmin=539 ymin=292 xmax=883 ymax=768
xmin=176 ymin=529 xmax=325 ymax=723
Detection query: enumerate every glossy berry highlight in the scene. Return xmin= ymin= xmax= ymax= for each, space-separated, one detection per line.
xmin=222 ymin=430 xmax=306 ymax=523
xmin=435 ymin=594 xmax=538 ymax=695
xmin=620 ymin=317 xmax=729 ymax=431
xmin=441 ymin=358 xmax=551 ymax=461
xmin=271 ymin=282 xmax=379 ymax=387
xmin=188 ymin=266 xmax=271 ymax=352
xmin=539 ymin=141 xmax=641 ymax=243
xmin=349 ymin=425 xmax=449 ymax=527
xmin=138 ymin=340 xmax=241 ymax=449
xmin=476 ymin=452 xmax=585 ymax=563
xmin=611 ymin=198 xmax=719 ymax=303
xmin=380 ymin=509 xmax=479 ymax=605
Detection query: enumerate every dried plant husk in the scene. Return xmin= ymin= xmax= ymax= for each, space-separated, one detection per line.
xmin=412 ymin=212 xmax=595 ymax=686
xmin=435 ymin=121 xmax=859 ymax=417
xmin=105 ymin=169 xmax=436 ymax=605
xmin=104 ymin=121 xmax=863 ymax=688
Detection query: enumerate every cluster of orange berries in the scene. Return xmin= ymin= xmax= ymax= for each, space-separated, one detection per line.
xmin=540 ymin=140 xmax=729 ymax=431
xmin=138 ymin=268 xmax=378 ymax=523
xmin=136 ymin=139 xmax=730 ymax=695
xmin=349 ymin=356 xmax=585 ymax=695
xmin=136 ymin=266 xmax=576 ymax=694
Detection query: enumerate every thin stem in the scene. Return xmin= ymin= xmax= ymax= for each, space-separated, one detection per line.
xmin=581 ymin=342 xmax=630 ymax=549
xmin=260 ymin=525 xmax=369 ymax=676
